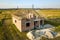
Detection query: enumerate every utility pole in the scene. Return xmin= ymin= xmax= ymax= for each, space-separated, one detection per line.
xmin=32 ymin=4 xmax=34 ymax=9
xmin=17 ymin=6 xmax=19 ymax=10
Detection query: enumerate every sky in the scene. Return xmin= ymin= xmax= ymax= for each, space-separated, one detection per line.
xmin=0 ymin=0 xmax=60 ymax=8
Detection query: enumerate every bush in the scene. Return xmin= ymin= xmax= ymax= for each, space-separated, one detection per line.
xmin=0 ymin=20 xmax=2 ymax=26
xmin=44 ymin=20 xmax=60 ymax=26
xmin=54 ymin=26 xmax=60 ymax=32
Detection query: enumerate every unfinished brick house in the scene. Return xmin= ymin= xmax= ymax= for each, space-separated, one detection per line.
xmin=12 ymin=9 xmax=44 ymax=32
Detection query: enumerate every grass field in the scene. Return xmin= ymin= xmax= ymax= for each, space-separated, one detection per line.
xmin=0 ymin=9 xmax=60 ymax=40
xmin=37 ymin=9 xmax=60 ymax=18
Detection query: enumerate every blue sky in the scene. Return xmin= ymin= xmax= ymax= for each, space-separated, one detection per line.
xmin=0 ymin=0 xmax=60 ymax=8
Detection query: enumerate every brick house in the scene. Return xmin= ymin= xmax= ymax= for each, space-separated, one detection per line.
xmin=12 ymin=9 xmax=44 ymax=32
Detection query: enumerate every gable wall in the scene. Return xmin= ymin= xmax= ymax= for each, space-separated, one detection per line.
xmin=12 ymin=16 xmax=22 ymax=32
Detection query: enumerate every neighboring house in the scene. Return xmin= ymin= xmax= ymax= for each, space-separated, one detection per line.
xmin=12 ymin=9 xmax=44 ymax=32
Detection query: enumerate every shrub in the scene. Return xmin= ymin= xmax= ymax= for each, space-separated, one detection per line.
xmin=54 ymin=26 xmax=60 ymax=32
xmin=0 ymin=20 xmax=2 ymax=26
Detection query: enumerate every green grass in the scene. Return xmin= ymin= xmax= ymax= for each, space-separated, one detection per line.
xmin=40 ymin=36 xmax=60 ymax=40
xmin=0 ymin=9 xmax=60 ymax=40
xmin=54 ymin=26 xmax=60 ymax=32
xmin=0 ymin=11 xmax=28 ymax=40
xmin=0 ymin=21 xmax=28 ymax=40
xmin=37 ymin=9 xmax=60 ymax=18
xmin=44 ymin=19 xmax=60 ymax=26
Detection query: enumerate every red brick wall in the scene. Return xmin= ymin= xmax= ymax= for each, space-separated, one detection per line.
xmin=21 ymin=19 xmax=34 ymax=31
